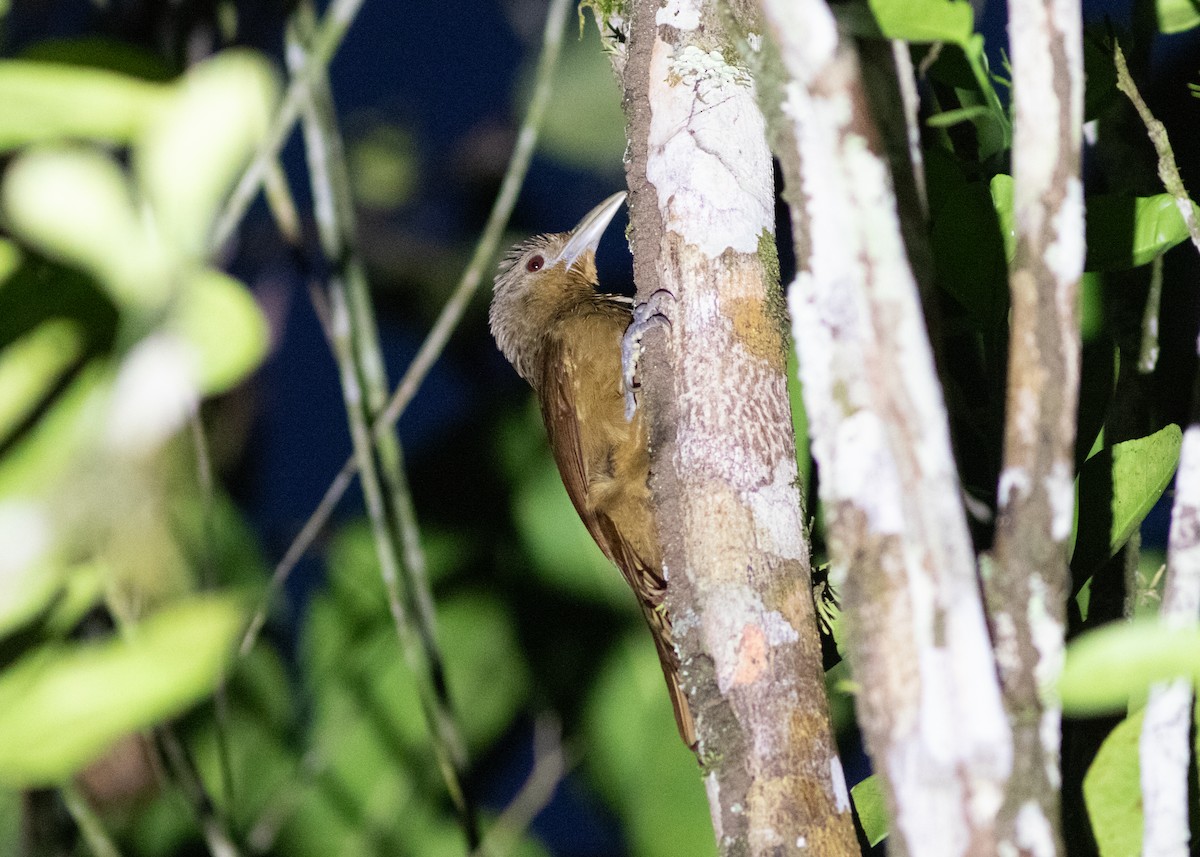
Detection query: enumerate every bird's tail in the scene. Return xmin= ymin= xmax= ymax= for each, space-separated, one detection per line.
xmin=641 ymin=603 xmax=698 ymax=751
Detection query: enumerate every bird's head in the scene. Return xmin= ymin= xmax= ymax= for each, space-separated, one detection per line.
xmin=490 ymin=191 xmax=626 ymax=378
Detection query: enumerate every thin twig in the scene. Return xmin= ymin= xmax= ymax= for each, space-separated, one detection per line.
xmin=1139 ymin=254 xmax=1163 ymax=374
xmin=61 ymin=783 xmax=124 ymax=857
xmin=891 ymin=40 xmax=927 ymax=218
xmin=1114 ymin=42 xmax=1200 ymax=255
xmin=286 ymin=1 xmax=479 ymax=844
xmin=209 ymin=0 xmax=368 ymax=253
xmin=188 ymin=410 xmax=236 ymax=815
xmin=470 ymin=717 xmax=572 ymax=857
xmin=238 ymin=0 xmax=572 ymax=657
xmin=263 ymin=159 xmax=304 ymax=248
xmin=154 ymin=728 xmax=243 ymax=857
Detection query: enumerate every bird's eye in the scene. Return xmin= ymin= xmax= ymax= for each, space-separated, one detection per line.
xmin=525 ymin=255 xmax=544 ymax=273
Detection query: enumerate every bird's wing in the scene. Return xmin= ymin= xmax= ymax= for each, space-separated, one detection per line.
xmin=535 ymin=332 xmax=631 ymax=573
xmin=536 ymin=330 xmax=697 ymax=748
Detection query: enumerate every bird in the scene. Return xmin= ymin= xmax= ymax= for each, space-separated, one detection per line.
xmin=489 ymin=192 xmax=696 ymax=749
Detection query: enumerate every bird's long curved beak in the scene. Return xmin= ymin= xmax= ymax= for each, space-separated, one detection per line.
xmin=554 ymin=191 xmax=627 ymax=269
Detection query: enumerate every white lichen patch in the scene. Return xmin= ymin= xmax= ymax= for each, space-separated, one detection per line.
xmin=656 ymin=0 xmax=700 ymax=31
xmin=668 ymin=45 xmax=751 ymax=94
xmin=759 ymin=0 xmax=837 ymax=85
xmin=1028 ymin=575 xmax=1064 ymax=698
xmin=831 ymin=411 xmax=904 ymax=535
xmin=997 ymin=466 xmax=1032 ymax=511
xmin=992 ymin=611 xmax=1020 ymax=675
xmin=1174 ymin=425 xmax=1200 ymax=511
xmin=646 ymin=38 xmax=773 ymax=258
xmin=747 ymin=458 xmax=807 ymax=560
xmin=1044 ymin=459 xmax=1074 ymax=543
xmin=1040 ymin=707 xmax=1062 ymax=789
xmin=1010 ymin=0 xmax=1058 ymax=240
xmin=1014 ymin=801 xmax=1056 ymax=857
xmin=830 ymin=755 xmax=850 ymax=812
xmin=705 ymin=772 xmax=723 ymax=840
xmin=1045 ymin=176 xmax=1084 ymax=288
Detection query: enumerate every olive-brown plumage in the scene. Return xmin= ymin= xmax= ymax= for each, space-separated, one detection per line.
xmin=489 ymin=193 xmax=695 ymax=748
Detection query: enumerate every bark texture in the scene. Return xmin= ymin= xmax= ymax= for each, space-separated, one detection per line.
xmin=1140 ymin=422 xmax=1200 ymax=857
xmin=988 ymin=1 xmax=1083 ymax=853
xmin=612 ymin=0 xmax=858 ymax=852
xmin=752 ymin=1 xmax=1012 ymax=854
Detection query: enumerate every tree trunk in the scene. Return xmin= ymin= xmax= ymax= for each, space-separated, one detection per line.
xmin=751 ymin=2 xmax=1013 ymax=854
xmin=606 ymin=0 xmax=859 ymax=852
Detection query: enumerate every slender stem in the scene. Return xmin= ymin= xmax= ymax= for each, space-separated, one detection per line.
xmin=1138 ymin=254 xmax=1163 ymax=375
xmin=238 ymin=0 xmax=572 ymax=657
xmin=61 ymin=784 xmax=124 ymax=857
xmin=188 ymin=410 xmax=236 ymax=815
xmin=470 ymin=717 xmax=572 ymax=857
xmin=286 ymin=2 xmax=480 ymax=844
xmin=154 ymin=728 xmax=243 ymax=857
xmin=891 ymin=40 xmax=926 ymax=218
xmin=209 ymin=0 xmax=368 ymax=253
xmin=1114 ymin=42 xmax=1200 ymax=256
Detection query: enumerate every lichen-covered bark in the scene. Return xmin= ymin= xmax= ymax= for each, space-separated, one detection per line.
xmin=751 ymin=1 xmax=1012 ymax=855
xmin=611 ymin=0 xmax=858 ymax=852
xmin=987 ymin=1 xmax=1083 ymax=853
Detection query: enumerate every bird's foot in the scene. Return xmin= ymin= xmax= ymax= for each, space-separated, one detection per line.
xmin=622 ymin=289 xmax=674 ymax=421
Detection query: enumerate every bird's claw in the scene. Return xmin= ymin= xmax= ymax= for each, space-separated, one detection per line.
xmin=622 ymin=289 xmax=674 ymax=421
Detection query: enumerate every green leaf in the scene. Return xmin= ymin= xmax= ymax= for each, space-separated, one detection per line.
xmin=304 ymin=589 xmax=529 ymax=752
xmin=851 ymin=775 xmax=889 ymax=847
xmin=926 ymin=105 xmax=993 ymax=128
xmin=19 ymin=37 xmax=174 ymax=82
xmin=1083 ymin=709 xmax=1143 ymax=855
xmin=585 ymin=633 xmax=716 ymax=857
xmin=0 ymin=366 xmax=102 ymax=498
xmin=0 ymin=502 xmax=58 ymax=637
xmin=169 ymin=269 xmax=269 ymax=394
xmin=0 ymin=240 xmax=19 ymax=285
xmin=1071 ymin=424 xmax=1182 ymax=581
xmin=135 ymin=50 xmax=279 ymax=258
xmin=1086 ymin=193 xmax=1199 ymax=270
xmin=0 ymin=788 xmax=17 ymax=857
xmin=0 ymin=319 xmax=84 ymax=444
xmin=0 ymin=593 xmax=245 ymax=786
xmin=787 ymin=343 xmax=810 ymax=490
xmin=1158 ymin=0 xmax=1200 ymax=33
xmin=989 ymin=173 xmax=1016 ymax=263
xmin=930 ymin=158 xmax=1007 ymax=330
xmin=1059 ymin=619 xmax=1200 ymax=715
xmin=0 ymin=60 xmax=168 ymax=151
xmin=440 ymin=593 xmax=532 ymax=747
xmin=867 ymin=0 xmax=974 ymax=44
xmin=1 ymin=146 xmax=168 ymax=309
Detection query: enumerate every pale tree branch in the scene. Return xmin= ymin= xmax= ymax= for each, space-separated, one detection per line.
xmin=986 ymin=0 xmax=1083 ymax=852
xmin=1114 ymin=41 xmax=1200 ymax=857
xmin=753 ymin=1 xmax=1012 ymax=854
xmin=616 ymin=0 xmax=858 ymax=852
